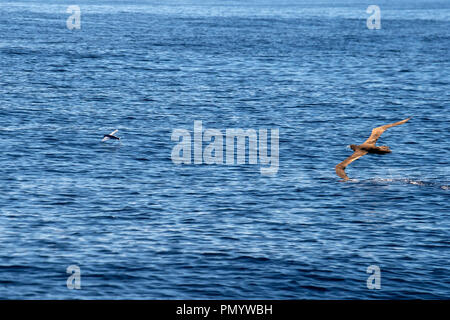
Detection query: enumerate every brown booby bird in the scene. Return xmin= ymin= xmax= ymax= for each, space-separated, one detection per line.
xmin=335 ymin=117 xmax=412 ymax=181
xmin=102 ymin=129 xmax=120 ymax=142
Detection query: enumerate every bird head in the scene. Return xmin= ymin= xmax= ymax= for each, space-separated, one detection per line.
xmin=348 ymin=144 xmax=358 ymax=151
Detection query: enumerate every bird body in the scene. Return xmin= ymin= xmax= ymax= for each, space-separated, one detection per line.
xmin=351 ymin=144 xmax=391 ymax=154
xmin=102 ymin=129 xmax=120 ymax=142
xmin=336 ymin=117 xmax=411 ymax=181
xmin=103 ymin=134 xmax=120 ymax=140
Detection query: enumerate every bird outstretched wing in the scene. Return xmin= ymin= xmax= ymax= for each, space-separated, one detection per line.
xmin=363 ymin=117 xmax=411 ymax=146
xmin=335 ymin=150 xmax=368 ymax=181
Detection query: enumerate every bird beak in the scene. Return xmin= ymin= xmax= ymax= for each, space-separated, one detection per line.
xmin=346 ymin=145 xmax=351 ymax=149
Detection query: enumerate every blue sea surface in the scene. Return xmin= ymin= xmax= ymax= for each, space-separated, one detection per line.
xmin=0 ymin=0 xmax=449 ymax=299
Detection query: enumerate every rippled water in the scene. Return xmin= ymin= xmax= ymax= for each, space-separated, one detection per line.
xmin=0 ymin=0 xmax=449 ymax=299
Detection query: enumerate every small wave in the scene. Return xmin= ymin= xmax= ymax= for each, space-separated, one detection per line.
xmin=370 ymin=178 xmax=448 ymax=189
xmin=407 ymin=180 xmax=426 ymax=186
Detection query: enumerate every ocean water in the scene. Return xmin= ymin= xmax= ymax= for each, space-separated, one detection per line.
xmin=0 ymin=0 xmax=449 ymax=299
